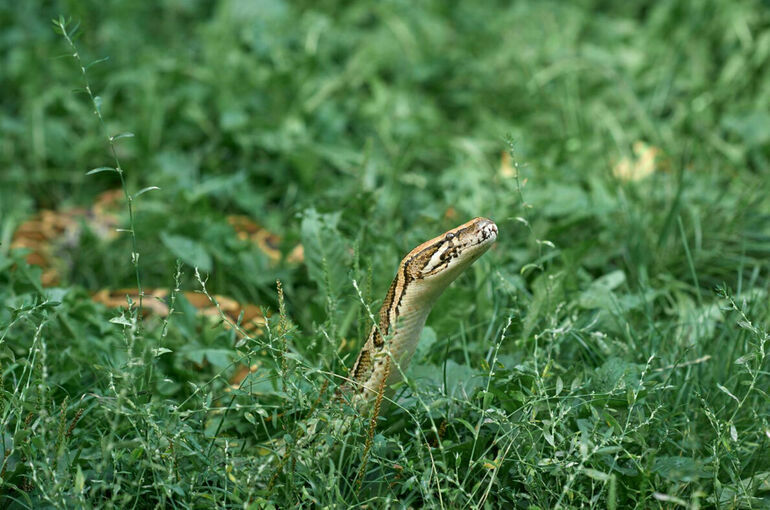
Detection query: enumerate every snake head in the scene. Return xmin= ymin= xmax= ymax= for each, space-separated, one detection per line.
xmin=406 ymin=217 xmax=497 ymax=284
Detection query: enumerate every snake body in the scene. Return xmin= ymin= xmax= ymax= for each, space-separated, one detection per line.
xmin=267 ymin=218 xmax=497 ymax=483
xmin=341 ymin=217 xmax=498 ymax=407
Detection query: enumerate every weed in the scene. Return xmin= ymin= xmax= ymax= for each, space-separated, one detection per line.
xmin=1 ymin=1 xmax=770 ymax=508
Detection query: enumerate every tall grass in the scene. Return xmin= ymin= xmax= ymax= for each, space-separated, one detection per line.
xmin=1 ymin=1 xmax=769 ymax=507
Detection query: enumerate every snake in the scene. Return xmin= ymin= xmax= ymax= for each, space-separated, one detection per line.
xmin=340 ymin=216 xmax=498 ymax=408
xmin=268 ymin=216 xmax=497 ymax=480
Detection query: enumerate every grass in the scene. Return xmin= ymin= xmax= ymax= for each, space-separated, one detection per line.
xmin=1 ymin=0 xmax=770 ymax=507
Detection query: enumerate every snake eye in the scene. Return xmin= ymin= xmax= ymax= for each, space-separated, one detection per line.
xmin=446 ymin=233 xmax=455 ymax=240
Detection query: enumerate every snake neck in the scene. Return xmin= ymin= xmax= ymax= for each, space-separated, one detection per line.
xmin=344 ymin=277 xmax=448 ymax=404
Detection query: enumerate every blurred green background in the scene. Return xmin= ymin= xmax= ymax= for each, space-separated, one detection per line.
xmin=3 ymin=1 xmax=769 ymax=303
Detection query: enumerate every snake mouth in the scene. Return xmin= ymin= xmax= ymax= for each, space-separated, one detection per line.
xmin=465 ymin=218 xmax=497 ymax=249
xmin=475 ymin=218 xmax=498 ymax=243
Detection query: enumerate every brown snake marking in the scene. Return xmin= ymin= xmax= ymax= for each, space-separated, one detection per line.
xmin=342 ymin=217 xmax=498 ymax=403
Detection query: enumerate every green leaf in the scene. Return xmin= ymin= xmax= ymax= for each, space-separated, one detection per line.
xmin=591 ymin=357 xmax=642 ymax=394
xmin=408 ymin=359 xmax=483 ymax=398
xmin=181 ymin=348 xmax=233 ymax=368
xmin=583 ymin=468 xmax=611 ymax=482
xmin=84 ymin=56 xmax=110 ymax=70
xmin=710 ymin=471 xmax=770 ymax=506
xmin=111 ymin=131 xmax=134 ymax=141
xmin=152 ymin=347 xmax=173 ymax=357
xmin=134 ymin=186 xmax=160 ymax=198
xmin=717 ymin=383 xmax=739 ymax=403
xmin=75 ymin=465 xmax=85 ymax=493
xmin=579 ymin=270 xmax=626 ymax=309
xmin=160 ymin=233 xmax=212 ymax=272
xmin=652 ymin=456 xmax=710 ymax=482
xmin=110 ymin=315 xmax=134 ymax=327
xmin=413 ymin=326 xmax=437 ymax=362
xmin=300 ymin=208 xmax=348 ymax=302
xmin=454 ymin=418 xmax=477 ymax=436
xmin=86 ymin=166 xmax=117 ymax=175
xmin=722 ymin=112 xmax=770 ymax=147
